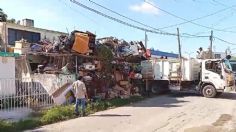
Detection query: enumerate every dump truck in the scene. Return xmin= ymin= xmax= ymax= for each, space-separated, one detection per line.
xmin=141 ymin=58 xmax=235 ymax=98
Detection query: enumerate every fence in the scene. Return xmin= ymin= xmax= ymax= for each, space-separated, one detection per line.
xmin=0 ymin=78 xmax=54 ymax=111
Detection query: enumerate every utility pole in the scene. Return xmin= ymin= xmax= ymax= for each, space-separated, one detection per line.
xmin=210 ymin=30 xmax=213 ymax=59
xmin=145 ymin=31 xmax=148 ymax=48
xmin=177 ymin=28 xmax=182 ymax=88
xmin=144 ymin=31 xmax=149 ymax=96
xmin=177 ymin=28 xmax=182 ymax=59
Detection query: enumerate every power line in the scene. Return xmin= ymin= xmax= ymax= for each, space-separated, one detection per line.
xmin=212 ymin=0 xmax=236 ymax=12
xmin=182 ymin=33 xmax=209 ymax=38
xmin=214 ymin=37 xmax=236 ymax=45
xmin=221 ymin=25 xmax=236 ymax=30
xmin=70 ymin=0 xmax=210 ymax=38
xmin=70 ymin=0 xmax=178 ymax=36
xmin=145 ymin=0 xmax=236 ymax=33
xmin=158 ymin=4 xmax=235 ymax=29
xmin=88 ymin=0 xmax=165 ymax=33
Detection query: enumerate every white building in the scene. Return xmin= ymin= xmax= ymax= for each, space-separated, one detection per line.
xmin=214 ymin=52 xmax=226 ymax=59
xmin=0 ymin=19 xmax=67 ymax=48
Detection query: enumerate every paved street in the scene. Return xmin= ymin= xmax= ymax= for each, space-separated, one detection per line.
xmin=31 ymin=92 xmax=236 ymax=132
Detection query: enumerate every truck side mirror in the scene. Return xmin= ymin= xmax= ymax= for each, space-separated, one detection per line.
xmin=220 ymin=75 xmax=224 ymax=79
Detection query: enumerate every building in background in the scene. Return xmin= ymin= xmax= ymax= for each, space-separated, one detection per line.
xmin=0 ymin=19 xmax=67 ymax=48
xmin=214 ymin=52 xmax=226 ymax=59
xmin=150 ymin=50 xmax=178 ymax=59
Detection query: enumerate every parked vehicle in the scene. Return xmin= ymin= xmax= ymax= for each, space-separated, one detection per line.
xmin=141 ymin=58 xmax=235 ymax=98
xmin=229 ymin=60 xmax=236 ymax=78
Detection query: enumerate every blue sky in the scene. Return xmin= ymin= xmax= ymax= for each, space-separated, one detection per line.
xmin=1 ymin=0 xmax=236 ymax=57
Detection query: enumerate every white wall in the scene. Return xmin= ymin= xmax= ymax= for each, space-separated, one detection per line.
xmin=32 ymin=74 xmax=76 ymax=95
xmin=0 ymin=56 xmax=15 ymax=79
xmin=0 ymin=56 xmax=16 ymax=95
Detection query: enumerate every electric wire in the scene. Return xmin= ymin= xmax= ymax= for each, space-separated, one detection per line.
xmin=145 ymin=0 xmax=236 ymax=33
xmin=87 ymin=0 xmax=165 ymax=33
xmin=214 ymin=37 xmax=236 ymax=45
xmin=70 ymin=0 xmax=209 ymax=38
xmin=70 ymin=0 xmax=177 ymax=36
xmin=158 ymin=4 xmax=235 ymax=29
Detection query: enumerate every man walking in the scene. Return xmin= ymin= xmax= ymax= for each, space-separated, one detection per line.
xmin=72 ymin=76 xmax=88 ymax=116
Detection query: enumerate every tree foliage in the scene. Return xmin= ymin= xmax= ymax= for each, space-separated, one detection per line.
xmin=96 ymin=44 xmax=114 ymax=76
xmin=7 ymin=18 xmax=16 ymax=23
xmin=0 ymin=8 xmax=7 ymax=22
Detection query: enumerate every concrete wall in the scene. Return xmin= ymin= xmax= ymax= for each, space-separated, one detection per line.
xmin=0 ymin=56 xmax=16 ymax=95
xmin=0 ymin=22 xmax=67 ymax=45
xmin=32 ymin=74 xmax=76 ymax=95
xmin=0 ymin=56 xmax=15 ymax=79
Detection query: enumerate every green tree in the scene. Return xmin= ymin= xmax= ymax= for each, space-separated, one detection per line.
xmin=7 ymin=18 xmax=16 ymax=23
xmin=0 ymin=8 xmax=7 ymax=22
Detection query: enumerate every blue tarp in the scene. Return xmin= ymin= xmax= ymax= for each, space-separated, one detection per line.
xmin=150 ymin=50 xmax=178 ymax=58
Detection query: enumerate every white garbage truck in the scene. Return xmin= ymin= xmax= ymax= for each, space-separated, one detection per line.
xmin=141 ymin=58 xmax=235 ymax=98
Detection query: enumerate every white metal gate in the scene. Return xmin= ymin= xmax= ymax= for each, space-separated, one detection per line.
xmin=0 ymin=78 xmax=54 ymax=111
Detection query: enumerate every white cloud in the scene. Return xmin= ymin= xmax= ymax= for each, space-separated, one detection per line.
xmin=129 ymin=0 xmax=159 ymax=15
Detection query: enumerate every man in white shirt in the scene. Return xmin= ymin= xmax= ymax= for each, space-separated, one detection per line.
xmin=72 ymin=76 xmax=88 ymax=116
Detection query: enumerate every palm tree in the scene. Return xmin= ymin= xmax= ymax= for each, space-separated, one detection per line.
xmin=0 ymin=8 xmax=7 ymax=22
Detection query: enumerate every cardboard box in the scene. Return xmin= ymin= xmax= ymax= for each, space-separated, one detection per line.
xmin=72 ymin=33 xmax=89 ymax=54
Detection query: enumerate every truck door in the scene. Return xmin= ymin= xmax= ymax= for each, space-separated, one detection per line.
xmin=202 ymin=60 xmax=224 ymax=90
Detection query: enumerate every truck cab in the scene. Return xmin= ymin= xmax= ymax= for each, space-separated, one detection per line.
xmin=199 ymin=59 xmax=235 ymax=97
xmin=229 ymin=60 xmax=236 ymax=79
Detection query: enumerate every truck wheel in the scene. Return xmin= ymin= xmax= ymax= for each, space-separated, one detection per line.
xmin=202 ymin=85 xmax=217 ymax=98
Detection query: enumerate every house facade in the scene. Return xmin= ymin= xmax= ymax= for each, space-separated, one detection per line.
xmin=0 ymin=19 xmax=67 ymax=49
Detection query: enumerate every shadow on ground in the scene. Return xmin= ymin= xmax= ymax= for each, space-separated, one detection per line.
xmin=216 ymin=92 xmax=236 ymax=100
xmin=129 ymin=92 xmax=236 ymax=108
xmin=129 ymin=92 xmax=195 ymax=108
xmin=168 ymin=91 xmax=201 ymax=97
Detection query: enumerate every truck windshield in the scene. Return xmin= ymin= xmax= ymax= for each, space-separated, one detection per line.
xmin=223 ymin=59 xmax=232 ymax=71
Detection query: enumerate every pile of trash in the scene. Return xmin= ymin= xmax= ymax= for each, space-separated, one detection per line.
xmin=97 ymin=37 xmax=150 ymax=58
xmin=15 ymin=30 xmax=148 ymax=105
xmin=30 ymin=30 xmax=96 ymax=54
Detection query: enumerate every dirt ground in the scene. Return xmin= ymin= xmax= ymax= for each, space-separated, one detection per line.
xmin=30 ymin=92 xmax=236 ymax=132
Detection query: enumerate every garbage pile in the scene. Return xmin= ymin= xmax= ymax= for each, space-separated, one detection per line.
xmin=30 ymin=30 xmax=96 ymax=54
xmin=16 ymin=30 xmax=148 ymax=104
xmin=97 ymin=37 xmax=150 ymax=58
